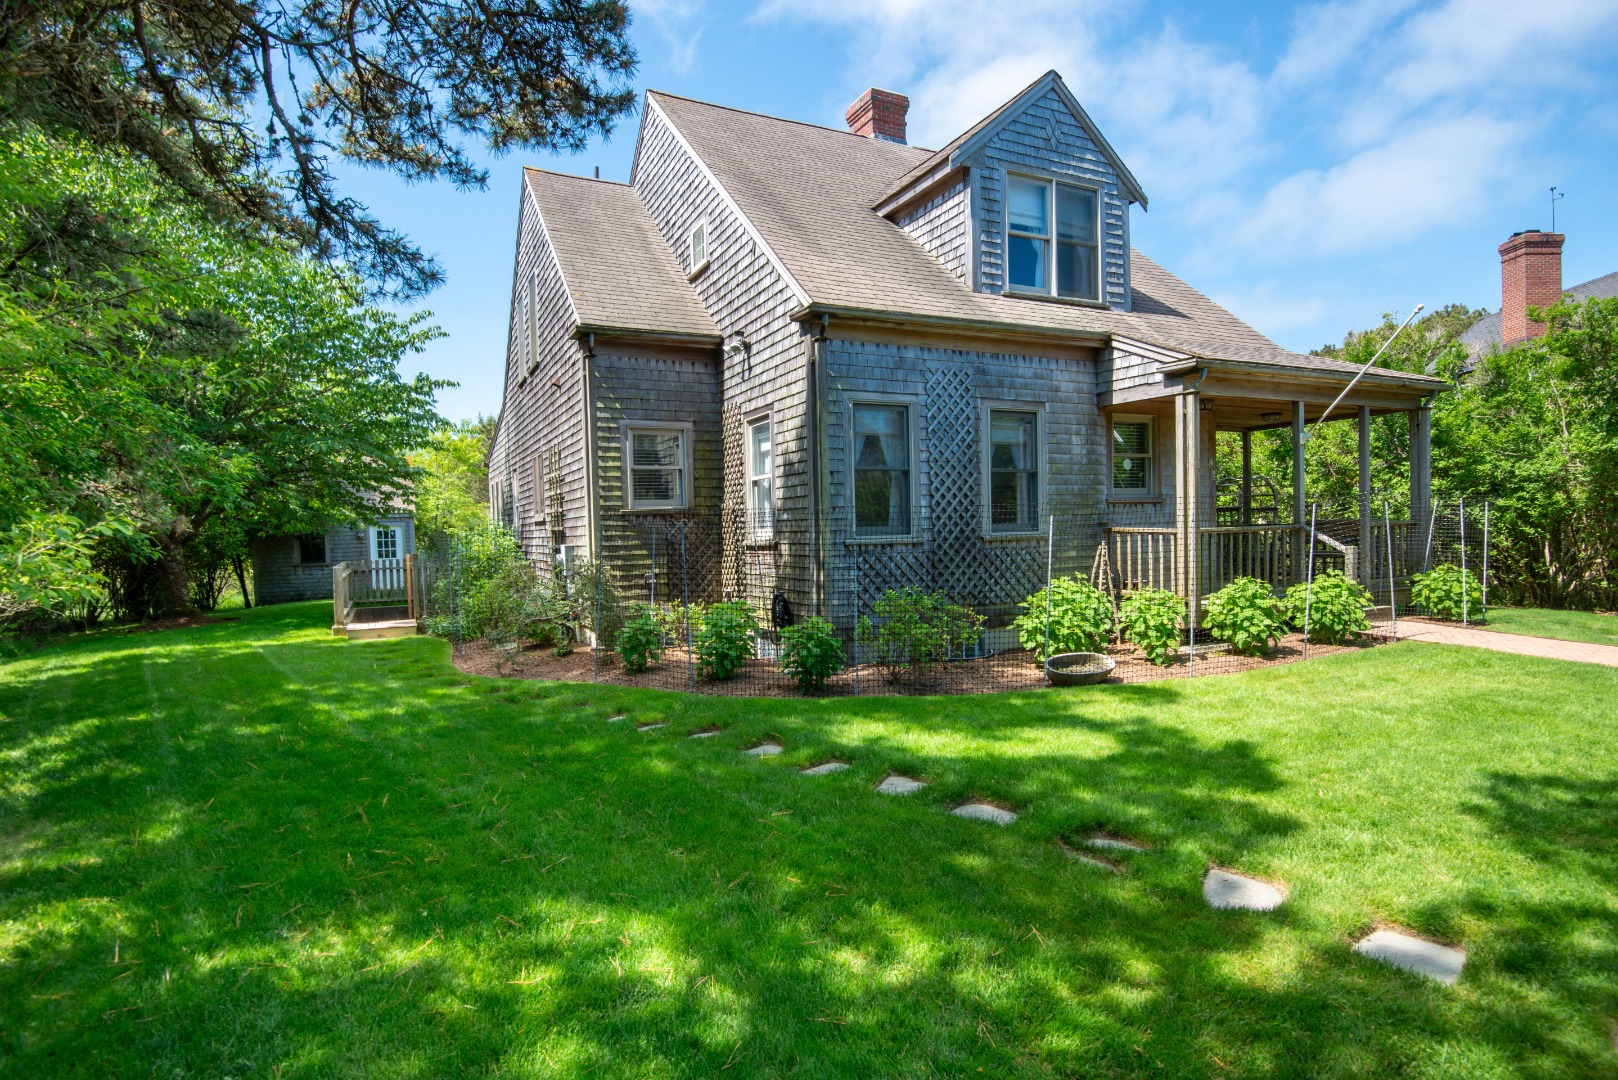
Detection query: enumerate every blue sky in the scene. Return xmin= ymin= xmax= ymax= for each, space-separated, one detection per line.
xmin=340 ymin=0 xmax=1618 ymax=423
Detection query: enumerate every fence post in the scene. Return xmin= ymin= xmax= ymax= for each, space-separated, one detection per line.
xmin=593 ymin=557 xmax=602 ymax=684
xmin=1422 ymin=501 xmax=1437 ymax=572
xmin=1383 ymin=499 xmax=1397 ymax=639
xmin=1459 ymin=496 xmax=1469 ymax=627
xmin=1044 ymin=514 xmax=1054 ymax=684
xmin=681 ymin=521 xmax=693 ymax=692
xmin=1303 ymin=504 xmax=1318 ymax=660
xmin=851 ymin=540 xmax=860 ymax=698
xmin=1481 ymin=502 xmax=1490 ymax=618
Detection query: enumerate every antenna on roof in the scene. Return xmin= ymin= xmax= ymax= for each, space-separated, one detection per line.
xmin=1302 ymin=304 xmax=1424 ymax=443
xmin=1550 ymin=186 xmax=1563 ymax=231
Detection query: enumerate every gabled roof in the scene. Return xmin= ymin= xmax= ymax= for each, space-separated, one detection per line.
xmin=1459 ymin=269 xmax=1618 ymax=352
xmin=878 ymin=70 xmax=1149 ymax=213
xmin=522 ymin=167 xmax=719 ymax=343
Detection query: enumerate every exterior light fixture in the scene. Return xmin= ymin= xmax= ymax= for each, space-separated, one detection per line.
xmin=1260 ymin=411 xmax=1283 ymax=423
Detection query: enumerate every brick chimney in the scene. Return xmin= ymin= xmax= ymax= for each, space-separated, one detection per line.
xmin=1498 ymin=229 xmax=1564 ymax=346
xmin=845 ymin=88 xmax=909 ymax=144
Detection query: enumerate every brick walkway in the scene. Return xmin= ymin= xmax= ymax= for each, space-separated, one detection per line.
xmin=1393 ymin=619 xmax=1618 ymax=668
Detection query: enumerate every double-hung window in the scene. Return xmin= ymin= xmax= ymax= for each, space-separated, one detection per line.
xmin=626 ymin=426 xmax=688 ymax=510
xmin=297 ymin=535 xmax=327 ymax=565
xmin=987 ymin=409 xmax=1039 ymax=532
xmin=1111 ymin=416 xmax=1154 ymax=495
xmin=852 ymin=402 xmax=912 ymax=537
xmin=1006 ymin=175 xmax=1100 ymax=301
xmin=747 ymin=416 xmax=773 ymax=538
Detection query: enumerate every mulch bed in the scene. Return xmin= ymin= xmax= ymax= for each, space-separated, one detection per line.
xmin=451 ymin=631 xmax=1378 ymax=697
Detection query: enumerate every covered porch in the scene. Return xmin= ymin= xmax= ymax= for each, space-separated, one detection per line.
xmin=1101 ymin=349 xmax=1445 ymax=619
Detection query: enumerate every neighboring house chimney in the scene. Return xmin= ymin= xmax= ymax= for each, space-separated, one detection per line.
xmin=846 ymin=88 xmax=909 ymax=144
xmin=1498 ymin=229 xmax=1564 ymax=346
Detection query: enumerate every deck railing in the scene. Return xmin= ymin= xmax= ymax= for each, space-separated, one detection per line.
xmin=332 ymin=556 xmax=418 ymax=630
xmin=1104 ymin=524 xmax=1376 ymax=597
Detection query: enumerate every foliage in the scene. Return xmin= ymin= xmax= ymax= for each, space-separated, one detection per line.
xmin=1282 ymin=570 xmax=1374 ymax=644
xmin=653 ymin=601 xmax=707 ymax=647
xmin=0 ymin=1 xmax=637 ymax=298
xmin=1117 ymin=588 xmax=1185 ymax=665
xmin=856 ymin=588 xmax=985 ymax=683
xmin=778 ymin=617 xmax=845 ymax=693
xmin=616 ymin=604 xmax=664 ymax=675
xmin=1013 ymin=575 xmax=1114 ymax=661
xmin=422 ymin=522 xmax=525 ymax=641
xmin=1411 ymin=563 xmax=1485 ymax=622
xmin=0 ymin=513 xmax=140 ymax=621
xmin=568 ymin=557 xmax=626 ymax=650
xmin=1201 ymin=577 xmax=1286 ymax=656
xmin=694 ymin=601 xmax=758 ymax=681
xmin=412 ymin=419 xmax=496 ymax=548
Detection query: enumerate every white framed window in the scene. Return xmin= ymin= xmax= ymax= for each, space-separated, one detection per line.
xmin=297 ymin=535 xmax=327 ymax=565
xmin=527 ymin=272 xmax=541 ymax=372
xmin=688 ymin=220 xmax=709 ymax=275
xmin=517 ymin=289 xmax=530 ymax=373
xmin=746 ymin=414 xmax=773 ymax=538
xmin=1111 ymin=415 xmax=1155 ymax=496
xmin=985 ymin=407 xmax=1041 ymax=533
xmin=623 ymin=424 xmax=690 ymax=510
xmin=369 ymin=525 xmax=400 ymax=562
xmin=1005 ymin=174 xmax=1101 ymax=301
xmin=851 ymin=401 xmax=913 ymax=537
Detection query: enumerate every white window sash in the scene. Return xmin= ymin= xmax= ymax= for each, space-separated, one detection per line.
xmin=625 ymin=427 xmax=688 ymax=510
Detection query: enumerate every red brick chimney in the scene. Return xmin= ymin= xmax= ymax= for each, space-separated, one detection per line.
xmin=1498 ymin=229 xmax=1564 ymax=346
xmin=845 ymin=88 xmax=909 ymax=144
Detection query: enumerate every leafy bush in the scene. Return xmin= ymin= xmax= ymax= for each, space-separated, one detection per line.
xmin=778 ymin=616 xmax=845 ymax=692
xmin=653 ymin=601 xmax=706 ymax=646
xmin=1013 ymin=575 xmax=1114 ymax=661
xmin=1201 ymin=576 xmax=1286 ymax=656
xmin=1117 ymin=588 xmax=1185 ymax=666
xmin=695 ymin=601 xmax=758 ymax=680
xmin=616 ymin=603 xmax=664 ymax=674
xmin=856 ymin=587 xmax=985 ymax=683
xmin=1411 ymin=563 xmax=1484 ymax=621
xmin=1282 ymin=570 xmax=1373 ymax=644
xmin=567 ymin=556 xmax=627 ymax=649
xmin=423 ymin=520 xmax=526 ymax=641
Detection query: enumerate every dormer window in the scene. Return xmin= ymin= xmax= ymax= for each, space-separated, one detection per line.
xmin=688 ymin=220 xmax=709 ymax=275
xmin=1006 ymin=175 xmax=1100 ymax=302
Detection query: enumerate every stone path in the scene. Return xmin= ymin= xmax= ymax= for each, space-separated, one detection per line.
xmin=1203 ymin=868 xmax=1286 ymax=911
xmin=743 ymin=742 xmax=783 ymax=757
xmin=637 ymin=722 xmax=666 ymax=731
xmin=1395 ymin=619 xmax=1618 ymax=667
xmin=1353 ymin=929 xmax=1465 ymax=984
xmin=801 ymin=761 xmax=849 ymax=775
xmin=687 ymin=729 xmax=721 ymax=739
xmin=952 ymin=803 xmax=1017 ymax=825
xmin=876 ymin=775 xmax=927 ymax=795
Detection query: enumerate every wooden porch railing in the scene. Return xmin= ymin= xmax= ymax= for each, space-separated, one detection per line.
xmin=1105 ymin=525 xmax=1369 ymax=597
xmin=1107 ymin=527 xmax=1176 ymax=594
xmin=332 ymin=556 xmax=418 ymax=631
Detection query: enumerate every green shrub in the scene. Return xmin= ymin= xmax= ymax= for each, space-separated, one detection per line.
xmin=616 ymin=603 xmax=664 ymax=674
xmin=1201 ymin=576 xmax=1286 ymax=656
xmin=695 ymin=600 xmax=758 ymax=680
xmin=1411 ymin=563 xmax=1483 ymax=621
xmin=1118 ymin=588 xmax=1185 ymax=666
xmin=653 ymin=600 xmax=706 ymax=645
xmin=1282 ymin=570 xmax=1373 ymax=644
xmin=856 ymin=587 xmax=984 ymax=683
xmin=423 ymin=521 xmax=526 ymax=641
xmin=568 ymin=557 xmax=626 ymax=649
xmin=778 ymin=616 xmax=845 ymax=692
xmin=1013 ymin=575 xmax=1115 ymax=661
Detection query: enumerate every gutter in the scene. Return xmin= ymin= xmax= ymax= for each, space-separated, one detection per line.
xmin=807 ymin=314 xmax=829 ymax=617
xmin=581 ymin=333 xmax=600 ymax=562
xmin=791 ymin=302 xmax=1110 ymax=346
xmin=1157 ymin=356 xmax=1448 ymax=392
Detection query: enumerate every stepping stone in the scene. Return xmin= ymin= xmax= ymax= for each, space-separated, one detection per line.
xmin=688 ymin=729 xmax=721 ymax=739
xmin=636 ymin=723 xmax=666 ymax=732
xmin=1080 ymin=833 xmax=1148 ymax=853
xmin=1353 ymin=929 xmax=1465 ymax=984
xmin=801 ymin=761 xmax=849 ymax=776
xmin=876 ymin=775 xmax=927 ymax=795
xmin=1060 ymin=843 xmax=1122 ymax=873
xmin=742 ymin=742 xmax=783 ymax=757
xmin=605 ymin=715 xmax=628 ymax=723
xmin=952 ymin=803 xmax=1017 ymax=825
xmin=1202 ymin=868 xmax=1285 ymax=911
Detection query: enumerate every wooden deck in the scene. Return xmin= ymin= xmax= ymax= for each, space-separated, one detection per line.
xmin=332 ymin=557 xmax=420 ymax=639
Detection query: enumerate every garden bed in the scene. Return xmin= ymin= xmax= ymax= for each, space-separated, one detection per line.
xmin=451 ymin=631 xmax=1377 ymax=696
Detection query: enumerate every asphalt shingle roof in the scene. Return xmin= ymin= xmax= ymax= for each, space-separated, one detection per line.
xmin=1459 ymin=269 xmax=1618 ymax=351
xmin=523 ymin=168 xmax=719 ymax=341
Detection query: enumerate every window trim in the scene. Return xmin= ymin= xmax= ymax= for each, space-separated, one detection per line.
xmin=369 ymin=524 xmax=401 ymax=562
xmin=1109 ymin=413 xmax=1157 ymax=500
xmin=296 ymin=534 xmax=327 ymax=566
xmin=979 ymin=400 xmax=1047 ymax=537
xmin=1002 ymin=171 xmax=1103 ymax=303
xmin=687 ymin=219 xmax=710 ymax=278
xmin=526 ymin=271 xmax=541 ymax=374
xmin=847 ymin=395 xmax=920 ymax=542
xmin=745 ymin=410 xmax=774 ymax=541
xmin=619 ymin=420 xmax=694 ymax=512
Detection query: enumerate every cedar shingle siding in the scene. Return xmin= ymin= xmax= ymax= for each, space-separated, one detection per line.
xmin=250 ymin=516 xmax=415 ymax=605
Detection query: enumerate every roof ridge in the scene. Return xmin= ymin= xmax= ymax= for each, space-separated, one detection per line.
xmin=522 ymin=165 xmax=631 ymax=186
xmin=647 ymin=89 xmax=934 ymax=153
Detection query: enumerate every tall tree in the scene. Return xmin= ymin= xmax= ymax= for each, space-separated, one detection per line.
xmin=0 ymin=0 xmax=637 ymax=297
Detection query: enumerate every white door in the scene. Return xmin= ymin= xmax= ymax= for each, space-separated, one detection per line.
xmin=369 ymin=526 xmax=400 ymax=562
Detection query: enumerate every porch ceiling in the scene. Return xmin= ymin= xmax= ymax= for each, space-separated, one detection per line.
xmin=1207 ymin=396 xmax=1415 ymax=432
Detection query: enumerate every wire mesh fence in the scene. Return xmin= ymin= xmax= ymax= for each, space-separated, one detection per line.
xmin=416 ymin=492 xmax=1492 ymax=696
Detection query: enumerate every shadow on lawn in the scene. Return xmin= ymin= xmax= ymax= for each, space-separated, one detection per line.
xmin=1 ymin=611 xmax=1614 ymax=1076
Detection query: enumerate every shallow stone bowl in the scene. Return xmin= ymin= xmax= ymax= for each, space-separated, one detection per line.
xmin=1045 ymin=652 xmax=1116 ymax=686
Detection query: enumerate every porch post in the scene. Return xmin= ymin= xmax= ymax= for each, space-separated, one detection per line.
xmin=1358 ymin=406 xmax=1373 ymax=586
xmin=1290 ymin=400 xmax=1306 ymax=524
xmin=1409 ymin=402 xmax=1432 ymax=560
xmin=1240 ymin=430 xmax=1253 ymax=526
xmin=1174 ymin=388 xmax=1202 ymax=621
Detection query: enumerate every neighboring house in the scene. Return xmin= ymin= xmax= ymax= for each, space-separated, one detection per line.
xmin=249 ymin=511 xmax=416 ymax=606
xmin=1459 ymin=229 xmax=1618 ymax=357
xmin=486 ymin=71 xmax=1446 ymax=628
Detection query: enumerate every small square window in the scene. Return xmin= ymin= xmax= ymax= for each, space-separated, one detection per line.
xmin=297 ymin=535 xmax=326 ymax=564
xmin=626 ymin=426 xmax=688 ymax=510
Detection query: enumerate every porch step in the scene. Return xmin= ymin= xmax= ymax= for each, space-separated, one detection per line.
xmin=340 ymin=619 xmax=418 ymax=641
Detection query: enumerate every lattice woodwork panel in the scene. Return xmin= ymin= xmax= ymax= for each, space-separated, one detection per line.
xmin=922 ymin=365 xmax=979 ymax=599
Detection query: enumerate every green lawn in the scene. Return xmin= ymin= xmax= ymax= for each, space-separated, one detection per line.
xmin=1479 ymin=606 xmax=1618 ymax=647
xmin=2 ymin=602 xmax=1616 ymax=1078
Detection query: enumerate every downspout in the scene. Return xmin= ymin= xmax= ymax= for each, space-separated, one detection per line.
xmin=582 ymin=333 xmax=600 ymax=561
xmin=808 ymin=313 xmax=829 ymax=617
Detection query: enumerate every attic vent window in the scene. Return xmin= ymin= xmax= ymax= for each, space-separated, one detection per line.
xmin=688 ymin=220 xmax=708 ymax=275
xmin=1006 ymin=175 xmax=1100 ymax=302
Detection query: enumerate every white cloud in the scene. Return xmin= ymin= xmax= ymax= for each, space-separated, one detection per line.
xmin=634 ymin=0 xmax=708 ymax=75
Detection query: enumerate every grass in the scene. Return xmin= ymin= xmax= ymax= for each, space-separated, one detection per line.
xmin=1 ymin=602 xmax=1616 ymax=1078
xmin=1478 ymin=606 xmax=1618 ymax=647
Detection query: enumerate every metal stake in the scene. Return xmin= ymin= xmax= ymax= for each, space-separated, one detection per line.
xmin=1383 ymin=499 xmax=1397 ymax=639
xmin=1303 ymin=504 xmax=1319 ymax=659
xmin=1459 ymin=496 xmax=1469 ymax=626
xmin=681 ymin=521 xmax=693 ymax=692
xmin=1481 ymin=502 xmax=1490 ymax=618
xmin=1044 ymin=514 xmax=1055 ymax=684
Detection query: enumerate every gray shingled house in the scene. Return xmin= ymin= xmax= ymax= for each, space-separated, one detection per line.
xmin=249 ymin=510 xmax=416 ymax=606
xmin=486 ymin=71 xmax=1446 ymax=636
